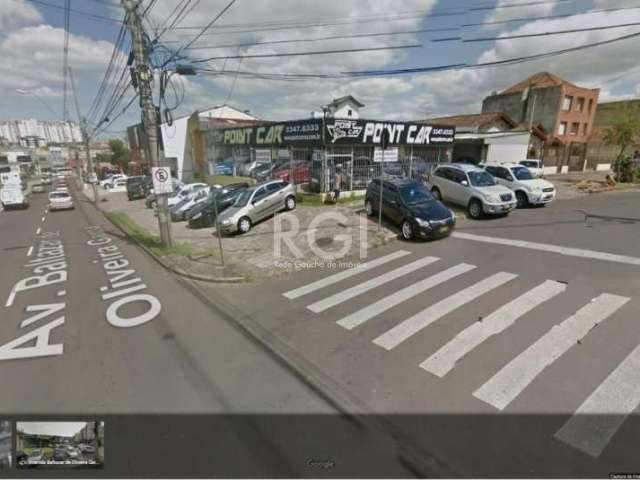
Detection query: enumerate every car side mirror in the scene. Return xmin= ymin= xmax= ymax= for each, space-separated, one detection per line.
xmin=461 ymin=180 xmax=469 ymax=187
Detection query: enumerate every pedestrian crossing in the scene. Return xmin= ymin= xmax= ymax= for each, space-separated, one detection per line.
xmin=281 ymin=252 xmax=637 ymax=458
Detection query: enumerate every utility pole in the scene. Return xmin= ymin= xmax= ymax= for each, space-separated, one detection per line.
xmin=82 ymin=118 xmax=99 ymax=204
xmin=122 ymin=0 xmax=172 ymax=247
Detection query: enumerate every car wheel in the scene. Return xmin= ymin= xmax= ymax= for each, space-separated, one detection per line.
xmin=238 ymin=216 xmax=252 ymax=234
xmin=431 ymin=187 xmax=442 ymax=201
xmin=468 ymin=199 xmax=483 ymax=219
xmin=401 ymin=220 xmax=413 ymax=240
xmin=516 ymin=190 xmax=529 ymax=208
xmin=285 ymin=195 xmax=296 ymax=211
xmin=365 ymin=199 xmax=375 ymax=216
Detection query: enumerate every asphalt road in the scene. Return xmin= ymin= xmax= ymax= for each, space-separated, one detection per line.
xmin=211 ymin=191 xmax=640 ymax=478
xmin=0 ymin=182 xmax=431 ymax=477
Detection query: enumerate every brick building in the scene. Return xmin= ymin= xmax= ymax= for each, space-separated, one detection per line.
xmin=482 ymin=72 xmax=600 ymax=170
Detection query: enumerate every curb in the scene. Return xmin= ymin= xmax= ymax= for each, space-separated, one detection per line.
xmin=79 ymin=186 xmax=247 ymax=284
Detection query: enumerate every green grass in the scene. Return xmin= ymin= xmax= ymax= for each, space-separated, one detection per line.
xmin=206 ymin=175 xmax=255 ymax=186
xmin=296 ymin=192 xmax=365 ymax=207
xmin=105 ymin=211 xmax=193 ymax=257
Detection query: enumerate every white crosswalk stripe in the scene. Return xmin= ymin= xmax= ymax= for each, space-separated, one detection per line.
xmin=420 ymin=280 xmax=567 ymax=377
xmin=473 ymin=293 xmax=630 ymax=411
xmin=373 ymin=272 xmax=518 ymax=351
xmin=336 ymin=263 xmax=476 ymax=331
xmin=282 ymin=250 xmax=411 ymax=299
xmin=553 ymin=343 xmax=640 ymax=458
xmin=307 ymin=256 xmax=439 ymax=313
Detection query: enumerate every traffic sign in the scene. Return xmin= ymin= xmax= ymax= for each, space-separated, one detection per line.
xmin=151 ymin=167 xmax=172 ymax=194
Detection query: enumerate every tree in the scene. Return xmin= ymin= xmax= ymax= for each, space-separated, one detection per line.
xmin=108 ymin=139 xmax=131 ymax=171
xmin=604 ymin=103 xmax=640 ymax=182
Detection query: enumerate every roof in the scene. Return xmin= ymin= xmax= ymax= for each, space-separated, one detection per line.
xmin=420 ymin=112 xmax=517 ymax=129
xmin=498 ymin=72 xmax=580 ymax=95
xmin=327 ymin=95 xmax=365 ymax=108
xmin=378 ymin=177 xmax=422 ymax=187
xmin=510 ymin=122 xmax=548 ymax=140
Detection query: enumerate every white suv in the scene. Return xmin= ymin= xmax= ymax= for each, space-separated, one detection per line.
xmin=429 ymin=163 xmax=517 ymax=219
xmin=483 ymin=163 xmax=556 ymax=208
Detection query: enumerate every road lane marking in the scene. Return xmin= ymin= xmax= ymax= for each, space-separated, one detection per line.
xmin=27 ymin=246 xmax=34 ymax=257
xmin=5 ymin=290 xmax=17 ymax=308
xmin=35 ymin=227 xmax=41 ymax=235
xmin=553 ymin=343 xmax=640 ymax=458
xmin=337 ymin=263 xmax=476 ymax=331
xmin=307 ymin=256 xmax=439 ymax=313
xmin=282 ymin=250 xmax=411 ymax=299
xmin=452 ymin=232 xmax=640 ymax=267
xmin=473 ymin=293 xmax=630 ymax=410
xmin=373 ymin=272 xmax=517 ymax=351
xmin=41 ymin=216 xmax=45 ymax=222
xmin=420 ymin=280 xmax=567 ymax=377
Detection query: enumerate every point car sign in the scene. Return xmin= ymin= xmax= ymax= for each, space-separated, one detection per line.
xmin=325 ymin=119 xmax=455 ymax=146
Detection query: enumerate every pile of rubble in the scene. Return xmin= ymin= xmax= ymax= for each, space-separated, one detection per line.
xmin=575 ymin=175 xmax=616 ymax=193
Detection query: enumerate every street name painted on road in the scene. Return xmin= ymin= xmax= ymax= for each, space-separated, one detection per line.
xmin=85 ymin=226 xmax=161 ymax=328
xmin=1 ymin=231 xmax=68 ymax=361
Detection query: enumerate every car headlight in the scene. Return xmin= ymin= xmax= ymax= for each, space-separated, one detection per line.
xmin=221 ymin=218 xmax=231 ymax=225
xmin=415 ymin=218 xmax=430 ymax=228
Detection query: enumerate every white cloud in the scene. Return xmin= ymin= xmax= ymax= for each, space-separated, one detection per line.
xmin=481 ymin=0 xmax=558 ymax=29
xmin=0 ymin=0 xmax=42 ymax=32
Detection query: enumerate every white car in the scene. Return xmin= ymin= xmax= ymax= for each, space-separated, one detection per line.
xmin=100 ymin=174 xmax=126 ymax=189
xmin=108 ymin=178 xmax=127 ymax=193
xmin=171 ymin=186 xmax=211 ymax=221
xmin=48 ymin=191 xmax=74 ymax=210
xmin=518 ymin=159 xmax=544 ymax=178
xmin=428 ymin=163 xmax=517 ymax=219
xmin=1 ymin=186 xmax=29 ymax=209
xmin=167 ymin=183 xmax=208 ymax=208
xmin=483 ymin=163 xmax=556 ymax=207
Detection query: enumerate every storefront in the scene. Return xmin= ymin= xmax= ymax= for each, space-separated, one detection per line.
xmin=204 ymin=117 xmax=455 ymax=192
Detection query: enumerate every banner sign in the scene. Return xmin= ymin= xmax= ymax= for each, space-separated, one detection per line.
xmin=373 ymin=147 xmax=399 ymax=163
xmin=211 ymin=118 xmax=455 ymax=147
xmin=212 ymin=119 xmax=322 ymax=147
xmin=326 ymin=119 xmax=455 ymax=146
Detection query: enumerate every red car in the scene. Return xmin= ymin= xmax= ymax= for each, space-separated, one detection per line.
xmin=272 ymin=161 xmax=310 ymax=184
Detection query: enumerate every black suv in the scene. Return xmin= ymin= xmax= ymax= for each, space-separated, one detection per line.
xmin=126 ymin=175 xmax=152 ymax=201
xmin=365 ymin=178 xmax=455 ymax=240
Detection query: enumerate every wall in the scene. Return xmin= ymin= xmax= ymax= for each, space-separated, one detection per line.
xmin=330 ymin=103 xmax=360 ymax=119
xmin=555 ymin=84 xmax=599 ymax=143
xmin=482 ymin=86 xmax=562 ymax=136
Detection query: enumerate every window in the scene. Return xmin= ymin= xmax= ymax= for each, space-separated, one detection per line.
xmin=562 ymin=95 xmax=573 ymax=111
xmin=558 ymin=122 xmax=567 ymax=135
xmin=252 ymin=186 xmax=268 ymax=202
xmin=450 ymin=169 xmax=468 ymax=184
xmin=588 ymin=99 xmax=593 ymax=113
xmin=570 ymin=122 xmax=579 ymax=135
xmin=576 ymin=97 xmax=585 ymax=112
xmin=266 ymin=182 xmax=281 ymax=193
xmin=348 ymin=109 xmax=353 ymax=117
xmin=583 ymin=123 xmax=589 ymax=135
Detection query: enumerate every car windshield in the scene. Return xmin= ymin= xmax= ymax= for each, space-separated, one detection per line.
xmin=468 ymin=170 xmax=496 ymax=186
xmin=233 ymin=188 xmax=255 ymax=207
xmin=49 ymin=192 xmax=69 ymax=199
xmin=399 ymin=185 xmax=434 ymax=204
xmin=512 ymin=166 xmax=534 ymax=180
xmin=520 ymin=161 xmax=538 ymax=168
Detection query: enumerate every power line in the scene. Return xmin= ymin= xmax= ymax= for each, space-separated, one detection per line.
xmin=24 ymin=0 xmax=123 ymax=24
xmin=62 ymin=0 xmax=71 ymax=121
xmin=461 ymin=21 xmax=640 ymax=42
xmin=191 ymin=43 xmax=422 ymax=62
xmin=184 ymin=27 xmax=459 ymax=51
xmin=470 ymin=0 xmax=581 ymax=11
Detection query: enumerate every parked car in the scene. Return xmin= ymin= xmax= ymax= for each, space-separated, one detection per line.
xmin=188 ymin=187 xmax=248 ymax=229
xmin=100 ymin=173 xmax=126 ymax=189
xmin=252 ymin=162 xmax=274 ymax=182
xmin=170 ymin=187 xmax=212 ymax=222
xmin=66 ymin=447 xmax=79 ymax=459
xmin=126 ymin=175 xmax=151 ymax=200
xmin=185 ymin=182 xmax=249 ymax=220
xmin=483 ymin=163 xmax=556 ymax=207
xmin=365 ymin=177 xmax=455 ymax=240
xmin=109 ymin=178 xmax=127 ymax=193
xmin=48 ymin=191 xmax=74 ymax=211
xmin=41 ymin=175 xmax=52 ymax=185
xmin=272 ymin=161 xmax=310 ymax=183
xmin=53 ymin=448 xmax=68 ymax=461
xmin=32 ymin=183 xmax=46 ymax=193
xmin=80 ymin=445 xmax=95 ymax=454
xmin=217 ymin=180 xmax=296 ymax=234
xmin=27 ymin=448 xmax=43 ymax=461
xmin=518 ymin=159 xmax=544 ymax=178
xmin=214 ymin=161 xmax=235 ymax=176
xmin=428 ymin=163 xmax=517 ymax=219
xmin=167 ymin=183 xmax=208 ymax=208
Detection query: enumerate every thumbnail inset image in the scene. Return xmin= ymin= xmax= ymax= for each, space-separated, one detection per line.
xmin=0 ymin=421 xmax=11 ymax=469
xmin=16 ymin=421 xmax=104 ymax=469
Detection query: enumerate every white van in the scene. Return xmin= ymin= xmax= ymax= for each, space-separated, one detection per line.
xmin=1 ymin=185 xmax=29 ymax=209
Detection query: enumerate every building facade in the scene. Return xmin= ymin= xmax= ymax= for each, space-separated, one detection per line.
xmin=0 ymin=119 xmax=82 ymax=146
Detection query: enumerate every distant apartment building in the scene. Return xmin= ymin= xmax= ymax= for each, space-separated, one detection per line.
xmin=0 ymin=119 xmax=82 ymax=146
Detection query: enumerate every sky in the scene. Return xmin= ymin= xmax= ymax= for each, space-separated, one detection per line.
xmin=1 ymin=0 xmax=640 ymax=139
xmin=17 ymin=422 xmax=88 ymax=437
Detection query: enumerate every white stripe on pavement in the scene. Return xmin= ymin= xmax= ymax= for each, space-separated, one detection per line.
xmin=337 ymin=263 xmax=476 ymax=331
xmin=27 ymin=246 xmax=34 ymax=257
xmin=420 ymin=280 xmax=567 ymax=377
xmin=307 ymin=256 xmax=439 ymax=313
xmin=282 ymin=250 xmax=411 ymax=300
xmin=35 ymin=227 xmax=41 ymax=235
xmin=553 ymin=344 xmax=640 ymax=458
xmin=373 ymin=272 xmax=518 ymax=351
xmin=452 ymin=232 xmax=640 ymax=267
xmin=473 ymin=293 xmax=630 ymax=411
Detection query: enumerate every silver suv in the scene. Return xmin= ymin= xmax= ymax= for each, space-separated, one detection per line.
xmin=218 ymin=180 xmax=296 ymax=234
xmin=428 ymin=163 xmax=517 ymax=219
